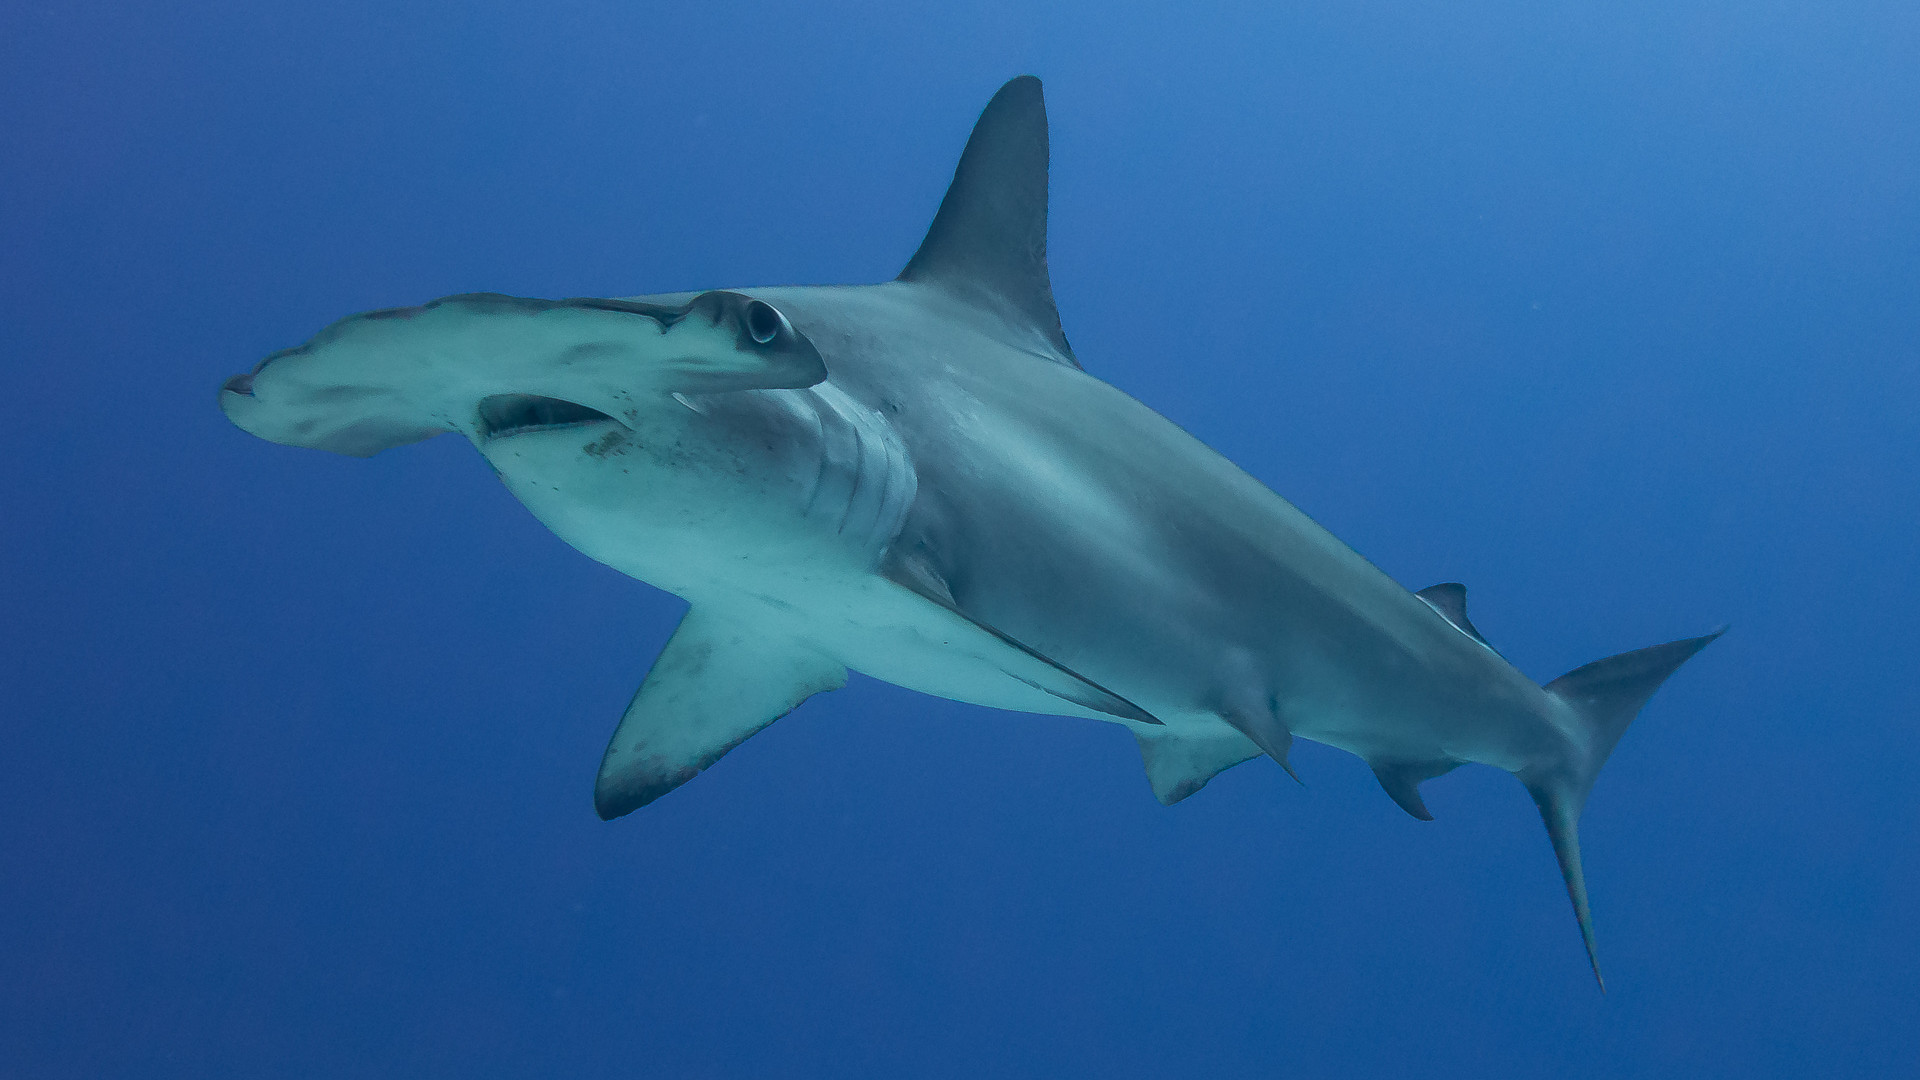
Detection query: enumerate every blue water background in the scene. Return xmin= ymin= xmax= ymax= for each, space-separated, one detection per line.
xmin=4 ymin=1 xmax=1916 ymax=1076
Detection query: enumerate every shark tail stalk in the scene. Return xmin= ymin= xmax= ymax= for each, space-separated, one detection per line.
xmin=1523 ymin=626 xmax=1727 ymax=991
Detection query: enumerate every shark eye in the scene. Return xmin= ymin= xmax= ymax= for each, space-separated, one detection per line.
xmin=745 ymin=300 xmax=786 ymax=346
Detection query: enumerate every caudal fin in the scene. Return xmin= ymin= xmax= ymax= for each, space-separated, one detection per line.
xmin=1525 ymin=627 xmax=1726 ymax=990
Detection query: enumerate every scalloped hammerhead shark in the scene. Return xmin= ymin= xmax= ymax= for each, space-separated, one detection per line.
xmin=221 ymin=76 xmax=1720 ymax=987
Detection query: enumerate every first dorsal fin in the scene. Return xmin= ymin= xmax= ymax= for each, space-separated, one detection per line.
xmin=898 ymin=76 xmax=1078 ymax=367
xmin=1415 ymin=582 xmax=1497 ymax=653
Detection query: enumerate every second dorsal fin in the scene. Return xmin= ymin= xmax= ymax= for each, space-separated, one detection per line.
xmin=898 ymin=76 xmax=1078 ymax=367
xmin=1415 ymin=582 xmax=1497 ymax=653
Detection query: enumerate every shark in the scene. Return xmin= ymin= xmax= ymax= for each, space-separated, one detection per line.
xmin=220 ymin=76 xmax=1720 ymax=987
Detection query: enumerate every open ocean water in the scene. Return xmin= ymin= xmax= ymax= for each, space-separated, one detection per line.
xmin=3 ymin=2 xmax=1915 ymax=1076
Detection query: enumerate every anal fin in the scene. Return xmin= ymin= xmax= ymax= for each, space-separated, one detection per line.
xmin=594 ymin=606 xmax=847 ymax=820
xmin=1369 ymin=759 xmax=1460 ymax=821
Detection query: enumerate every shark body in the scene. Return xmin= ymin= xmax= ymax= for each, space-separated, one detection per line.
xmin=221 ymin=77 xmax=1720 ymax=986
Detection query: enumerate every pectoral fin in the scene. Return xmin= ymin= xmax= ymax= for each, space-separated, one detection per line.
xmin=594 ymin=607 xmax=847 ymax=820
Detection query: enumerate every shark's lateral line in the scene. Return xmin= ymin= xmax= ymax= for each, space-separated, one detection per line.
xmin=220 ymin=76 xmax=1721 ymax=987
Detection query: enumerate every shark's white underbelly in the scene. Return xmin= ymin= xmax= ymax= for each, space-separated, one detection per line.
xmin=481 ymin=404 xmax=1133 ymax=726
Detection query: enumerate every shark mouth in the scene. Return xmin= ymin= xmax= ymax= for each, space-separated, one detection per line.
xmin=477 ymin=394 xmax=617 ymax=440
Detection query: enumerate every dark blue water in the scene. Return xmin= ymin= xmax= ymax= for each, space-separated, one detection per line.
xmin=5 ymin=2 xmax=1915 ymax=1076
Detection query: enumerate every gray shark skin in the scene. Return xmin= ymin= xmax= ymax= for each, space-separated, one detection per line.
xmin=220 ymin=76 xmax=1720 ymax=988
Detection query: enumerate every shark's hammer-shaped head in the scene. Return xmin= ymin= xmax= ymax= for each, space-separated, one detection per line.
xmin=220 ymin=289 xmax=826 ymax=458
xmin=220 ymin=283 xmax=921 ymax=594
